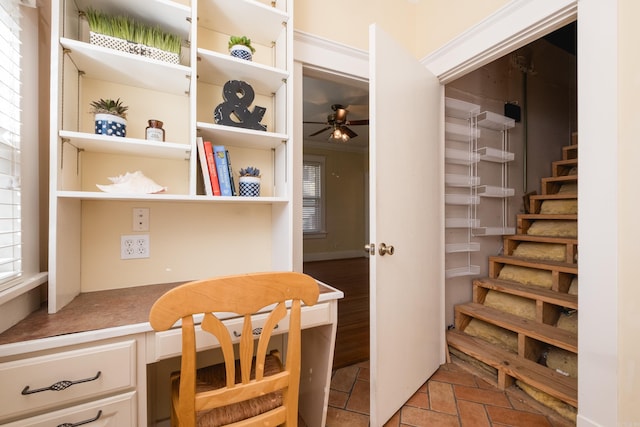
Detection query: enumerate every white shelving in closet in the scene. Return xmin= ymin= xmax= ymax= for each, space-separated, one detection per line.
xmin=472 ymin=110 xmax=516 ymax=236
xmin=49 ymin=0 xmax=294 ymax=312
xmin=444 ymin=97 xmax=482 ymax=280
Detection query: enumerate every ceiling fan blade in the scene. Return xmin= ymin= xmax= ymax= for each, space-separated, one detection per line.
xmin=309 ymin=126 xmax=331 ymax=137
xmin=346 ymin=119 xmax=369 ymax=126
xmin=341 ymin=125 xmax=358 ymax=139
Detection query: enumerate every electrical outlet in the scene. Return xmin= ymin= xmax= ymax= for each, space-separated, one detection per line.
xmin=121 ymin=234 xmax=150 ymax=259
xmin=132 ymin=208 xmax=149 ymax=231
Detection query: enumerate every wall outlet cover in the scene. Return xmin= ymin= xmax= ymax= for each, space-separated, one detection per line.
xmin=121 ymin=234 xmax=150 ymax=259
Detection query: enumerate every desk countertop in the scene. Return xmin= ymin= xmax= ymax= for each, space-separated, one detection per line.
xmin=0 ymin=281 xmax=341 ymax=347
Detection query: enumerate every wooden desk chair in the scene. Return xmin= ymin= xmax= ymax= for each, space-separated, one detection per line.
xmin=149 ymin=272 xmax=320 ymax=427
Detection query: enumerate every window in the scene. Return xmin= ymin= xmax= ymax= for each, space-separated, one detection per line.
xmin=302 ymin=155 xmax=325 ymax=235
xmin=0 ymin=0 xmax=23 ymax=291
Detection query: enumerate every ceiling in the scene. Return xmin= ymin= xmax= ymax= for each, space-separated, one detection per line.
xmin=303 ymin=70 xmax=370 ymax=150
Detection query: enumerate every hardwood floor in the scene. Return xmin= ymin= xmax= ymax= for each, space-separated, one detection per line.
xmin=303 ymin=257 xmax=369 ymax=369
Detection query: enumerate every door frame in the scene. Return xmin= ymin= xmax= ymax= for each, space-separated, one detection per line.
xmin=294 ymin=0 xmax=619 ymax=424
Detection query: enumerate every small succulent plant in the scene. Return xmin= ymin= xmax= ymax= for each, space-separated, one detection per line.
xmin=90 ymin=98 xmax=128 ymax=119
xmin=228 ymin=35 xmax=255 ymax=54
xmin=239 ymin=166 xmax=260 ymax=177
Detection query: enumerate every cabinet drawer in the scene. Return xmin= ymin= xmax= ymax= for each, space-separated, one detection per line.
xmin=0 ymin=340 xmax=136 ymax=422
xmin=2 ymin=391 xmax=136 ymax=427
xmin=148 ymin=302 xmax=332 ymax=362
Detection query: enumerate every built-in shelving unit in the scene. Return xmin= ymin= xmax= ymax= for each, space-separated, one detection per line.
xmin=444 ymin=97 xmax=516 ymax=280
xmin=49 ymin=0 xmax=294 ymax=312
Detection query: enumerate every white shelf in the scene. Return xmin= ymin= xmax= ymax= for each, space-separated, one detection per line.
xmin=60 ymin=38 xmax=192 ymax=96
xmin=445 ymin=194 xmax=479 ymax=205
xmin=477 ymin=111 xmax=515 ymax=130
xmin=445 ymin=243 xmax=480 ymax=253
xmin=445 ymin=174 xmax=479 ymax=187
xmin=476 ymin=185 xmax=515 ymax=198
xmin=59 ymin=131 xmax=191 ymax=160
xmin=446 ymin=218 xmax=480 ymax=229
xmin=57 ymin=191 xmax=288 ymax=204
xmin=199 ymin=0 xmax=289 ymax=46
xmin=197 ymin=48 xmax=288 ymax=94
xmin=477 ymin=147 xmax=515 ymax=163
xmin=196 ymin=121 xmax=287 ymax=150
xmin=472 ymin=227 xmax=516 ymax=236
xmin=445 ymin=97 xmax=480 ymax=119
xmin=445 ymin=122 xmax=480 ymax=142
xmin=445 ymin=148 xmax=480 ymax=165
xmin=445 ymin=265 xmax=481 ymax=279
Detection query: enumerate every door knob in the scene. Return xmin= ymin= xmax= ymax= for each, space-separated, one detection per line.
xmin=378 ymin=242 xmax=395 ymax=256
xmin=364 ymin=243 xmax=375 ymax=255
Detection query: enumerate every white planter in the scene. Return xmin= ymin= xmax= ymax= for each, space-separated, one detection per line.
xmin=95 ymin=113 xmax=127 ymax=137
xmin=238 ymin=176 xmax=260 ymax=197
xmin=230 ymin=44 xmax=253 ymax=61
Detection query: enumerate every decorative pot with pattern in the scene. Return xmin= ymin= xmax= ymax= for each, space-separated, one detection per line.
xmin=239 ymin=176 xmax=260 ymax=197
xmin=95 ymin=113 xmax=127 ymax=137
xmin=230 ymin=44 xmax=252 ymax=61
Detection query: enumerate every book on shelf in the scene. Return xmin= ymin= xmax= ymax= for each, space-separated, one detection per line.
xmin=196 ymin=137 xmax=212 ymax=196
xmin=213 ymin=145 xmax=233 ymax=196
xmin=226 ymin=149 xmax=237 ymax=196
xmin=204 ymin=141 xmax=222 ymax=196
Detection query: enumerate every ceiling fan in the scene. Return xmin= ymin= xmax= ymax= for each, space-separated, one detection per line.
xmin=304 ymin=104 xmax=369 ymax=142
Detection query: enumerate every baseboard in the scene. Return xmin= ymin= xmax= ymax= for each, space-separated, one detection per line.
xmin=303 ymin=250 xmax=367 ymax=262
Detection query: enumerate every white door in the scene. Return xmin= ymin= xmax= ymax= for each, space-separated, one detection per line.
xmin=369 ymin=24 xmax=444 ymax=426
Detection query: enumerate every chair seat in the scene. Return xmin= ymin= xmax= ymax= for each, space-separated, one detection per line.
xmin=172 ymin=352 xmax=284 ymax=427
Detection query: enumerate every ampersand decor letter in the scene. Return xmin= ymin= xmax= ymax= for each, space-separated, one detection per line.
xmin=213 ymin=80 xmax=267 ymax=131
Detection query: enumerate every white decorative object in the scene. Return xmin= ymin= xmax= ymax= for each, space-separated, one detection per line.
xmin=96 ymin=171 xmax=166 ymax=194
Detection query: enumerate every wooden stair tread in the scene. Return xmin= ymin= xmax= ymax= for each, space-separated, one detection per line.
xmin=503 ymin=234 xmax=577 ymax=245
xmin=490 ymin=255 xmax=578 ymax=274
xmin=552 ymin=159 xmax=578 ymax=167
xmin=456 ymin=303 xmax=577 ymax=353
xmin=541 ymin=175 xmax=578 ymax=184
xmin=474 ymin=278 xmax=578 ymax=310
xmin=447 ymin=329 xmax=577 ymax=407
xmin=517 ymin=213 xmax=578 ymax=221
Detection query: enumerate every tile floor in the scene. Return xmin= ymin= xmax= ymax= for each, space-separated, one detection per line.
xmin=325 ymin=361 xmax=576 ymax=427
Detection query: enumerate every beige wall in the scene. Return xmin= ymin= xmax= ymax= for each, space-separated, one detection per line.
xmin=294 ymin=0 xmax=510 ymax=57
xmin=618 ymin=0 xmax=640 ymax=423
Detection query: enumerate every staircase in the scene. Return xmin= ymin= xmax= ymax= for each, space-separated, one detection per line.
xmin=447 ymin=133 xmax=579 ymax=421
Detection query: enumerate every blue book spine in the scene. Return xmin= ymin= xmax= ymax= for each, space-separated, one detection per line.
xmin=213 ymin=145 xmax=232 ymax=196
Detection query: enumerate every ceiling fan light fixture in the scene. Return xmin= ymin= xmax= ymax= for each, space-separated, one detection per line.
xmin=328 ymin=127 xmax=350 ymax=143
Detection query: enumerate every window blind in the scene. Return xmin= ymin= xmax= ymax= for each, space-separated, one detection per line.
xmin=0 ymin=0 xmax=23 ymax=290
xmin=302 ymin=160 xmax=322 ymax=233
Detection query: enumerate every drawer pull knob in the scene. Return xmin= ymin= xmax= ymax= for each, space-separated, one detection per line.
xmin=21 ymin=371 xmax=102 ymax=395
xmin=57 ymin=410 xmax=102 ymax=427
xmin=233 ymin=324 xmax=279 ymax=338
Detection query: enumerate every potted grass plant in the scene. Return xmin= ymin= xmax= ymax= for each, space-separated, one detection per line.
xmin=238 ymin=166 xmax=261 ymax=197
xmin=90 ymin=98 xmax=128 ymax=137
xmin=228 ymin=35 xmax=255 ymax=61
xmin=85 ymin=8 xmax=181 ymax=64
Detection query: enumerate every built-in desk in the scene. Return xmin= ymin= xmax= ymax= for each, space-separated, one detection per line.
xmin=0 ymin=281 xmax=343 ymax=426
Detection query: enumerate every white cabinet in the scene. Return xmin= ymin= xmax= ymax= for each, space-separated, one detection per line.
xmin=0 ymin=340 xmax=138 ymax=425
xmin=444 ymin=97 xmax=515 ymax=279
xmin=49 ymin=0 xmax=294 ymax=312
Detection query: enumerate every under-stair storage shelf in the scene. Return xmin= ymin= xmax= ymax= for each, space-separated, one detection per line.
xmin=445 ymin=243 xmax=480 ymax=253
xmin=476 ymin=147 xmax=515 ymax=163
xmin=472 ymin=226 xmax=516 ymax=236
xmin=445 ymin=265 xmax=481 ymax=279
xmin=445 ymin=174 xmax=479 ymax=187
xmin=446 ymin=122 xmax=480 ymax=142
xmin=445 ymin=194 xmax=480 ymax=205
xmin=445 ymin=97 xmax=481 ymax=119
xmin=476 ymin=185 xmax=515 ymax=198
xmin=446 ymin=218 xmax=480 ymax=228
xmin=477 ymin=111 xmax=515 ymax=130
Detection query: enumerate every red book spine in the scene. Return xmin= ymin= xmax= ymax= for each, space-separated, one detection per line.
xmin=204 ymin=141 xmax=221 ymax=196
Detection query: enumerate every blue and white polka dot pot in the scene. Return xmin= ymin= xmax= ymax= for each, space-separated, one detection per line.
xmin=230 ymin=45 xmax=253 ymax=61
xmin=239 ymin=176 xmax=260 ymax=197
xmin=95 ymin=113 xmax=127 ymax=137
